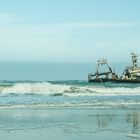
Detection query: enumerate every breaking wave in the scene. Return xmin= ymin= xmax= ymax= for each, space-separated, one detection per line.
xmin=0 ymin=81 xmax=140 ymax=109
xmin=0 ymin=82 xmax=140 ymax=96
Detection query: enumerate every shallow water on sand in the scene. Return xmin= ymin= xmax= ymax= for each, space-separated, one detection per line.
xmin=0 ymin=109 xmax=140 ymax=140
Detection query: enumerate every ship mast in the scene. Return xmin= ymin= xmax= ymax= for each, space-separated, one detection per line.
xmin=95 ymin=58 xmax=112 ymax=77
xmin=131 ymin=52 xmax=138 ymax=69
xmin=96 ymin=58 xmax=108 ymax=73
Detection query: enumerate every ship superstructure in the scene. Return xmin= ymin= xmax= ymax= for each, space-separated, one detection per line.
xmin=120 ymin=53 xmax=140 ymax=80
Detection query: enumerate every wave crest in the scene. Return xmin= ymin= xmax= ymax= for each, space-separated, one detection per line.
xmin=0 ymin=82 xmax=140 ymax=96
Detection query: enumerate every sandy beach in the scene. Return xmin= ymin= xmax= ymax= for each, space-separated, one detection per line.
xmin=0 ymin=108 xmax=139 ymax=140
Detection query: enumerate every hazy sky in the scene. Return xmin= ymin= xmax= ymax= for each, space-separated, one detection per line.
xmin=0 ymin=0 xmax=140 ymax=62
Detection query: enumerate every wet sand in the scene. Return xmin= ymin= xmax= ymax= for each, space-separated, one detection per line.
xmin=0 ymin=109 xmax=139 ymax=140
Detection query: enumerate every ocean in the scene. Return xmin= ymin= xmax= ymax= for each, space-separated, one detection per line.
xmin=0 ymin=62 xmax=140 ymax=140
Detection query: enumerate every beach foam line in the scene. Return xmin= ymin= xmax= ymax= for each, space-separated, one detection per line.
xmin=0 ymin=101 xmax=140 ymax=109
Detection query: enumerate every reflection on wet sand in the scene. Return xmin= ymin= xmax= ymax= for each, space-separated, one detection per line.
xmin=0 ymin=109 xmax=139 ymax=140
xmin=96 ymin=113 xmax=115 ymax=128
xmin=95 ymin=111 xmax=140 ymax=138
xmin=126 ymin=112 xmax=140 ymax=135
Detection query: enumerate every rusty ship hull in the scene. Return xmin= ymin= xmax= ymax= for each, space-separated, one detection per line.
xmin=88 ymin=78 xmax=140 ymax=83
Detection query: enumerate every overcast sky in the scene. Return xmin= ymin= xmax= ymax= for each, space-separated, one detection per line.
xmin=0 ymin=0 xmax=140 ymax=62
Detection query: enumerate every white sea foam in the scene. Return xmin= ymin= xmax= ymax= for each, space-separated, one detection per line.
xmin=1 ymin=82 xmax=140 ymax=96
xmin=0 ymin=82 xmax=70 ymax=95
xmin=127 ymin=133 xmax=139 ymax=138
